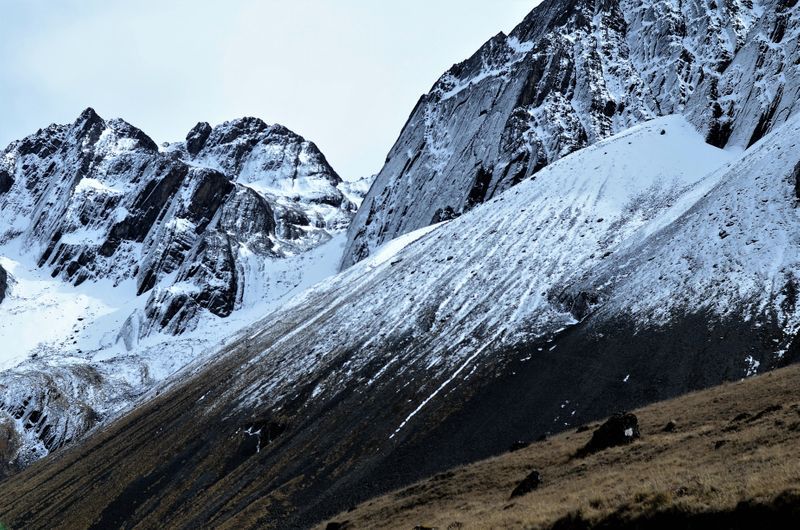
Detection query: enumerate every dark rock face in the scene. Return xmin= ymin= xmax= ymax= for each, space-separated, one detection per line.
xmin=0 ymin=169 xmax=13 ymax=195
xmin=342 ymin=0 xmax=800 ymax=268
xmin=510 ymin=469 xmax=542 ymax=498
xmin=0 ymin=265 xmax=6 ymax=304
xmin=185 ymin=122 xmax=212 ymax=156
xmin=793 ymin=162 xmax=800 ymax=201
xmin=578 ymin=413 xmax=640 ymax=456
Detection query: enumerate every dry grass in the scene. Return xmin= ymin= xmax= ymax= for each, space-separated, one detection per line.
xmin=319 ymin=364 xmax=800 ymax=529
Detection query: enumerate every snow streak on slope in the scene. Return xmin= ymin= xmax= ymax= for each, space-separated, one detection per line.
xmin=0 ymin=250 xmax=128 ymax=371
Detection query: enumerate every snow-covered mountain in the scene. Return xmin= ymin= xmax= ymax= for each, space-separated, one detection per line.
xmin=0 ymin=108 xmax=365 ymax=474
xmin=4 ymin=111 xmax=799 ymax=527
xmin=342 ymin=0 xmax=800 ymax=268
xmin=1 ymin=0 xmax=800 ymax=527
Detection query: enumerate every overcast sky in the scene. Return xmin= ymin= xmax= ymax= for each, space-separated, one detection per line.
xmin=0 ymin=0 xmax=540 ymax=179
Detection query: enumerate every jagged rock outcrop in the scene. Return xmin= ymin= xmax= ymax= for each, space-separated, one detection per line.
xmin=185 ymin=117 xmax=348 ymax=212
xmin=342 ymin=0 xmax=800 ymax=268
xmin=0 ymin=363 xmax=106 ymax=476
xmin=0 ymin=108 xmax=355 ymax=336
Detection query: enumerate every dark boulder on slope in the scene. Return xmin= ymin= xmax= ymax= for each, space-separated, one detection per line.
xmin=577 ymin=413 xmax=640 ymax=457
xmin=510 ymin=469 xmax=542 ymax=498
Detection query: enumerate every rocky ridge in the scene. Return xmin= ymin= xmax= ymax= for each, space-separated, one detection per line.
xmin=343 ymin=0 xmax=800 ymax=267
xmin=1 ymin=108 xmax=355 ymax=334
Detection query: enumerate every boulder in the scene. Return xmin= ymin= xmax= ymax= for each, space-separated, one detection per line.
xmin=510 ymin=469 xmax=542 ymax=499
xmin=578 ymin=412 xmax=640 ymax=456
xmin=508 ymin=440 xmax=530 ymax=452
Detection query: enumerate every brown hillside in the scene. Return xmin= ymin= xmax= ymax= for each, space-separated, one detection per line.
xmin=320 ymin=364 xmax=800 ymax=529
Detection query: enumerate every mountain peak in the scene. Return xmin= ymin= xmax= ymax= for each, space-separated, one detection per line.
xmin=210 ymin=116 xmax=270 ymax=142
xmin=186 ymin=121 xmax=213 ymax=155
xmin=77 ymin=106 xmax=102 ymax=123
xmin=71 ymin=106 xmax=106 ymax=143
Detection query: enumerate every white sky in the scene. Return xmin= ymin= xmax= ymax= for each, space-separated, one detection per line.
xmin=0 ymin=0 xmax=541 ymax=179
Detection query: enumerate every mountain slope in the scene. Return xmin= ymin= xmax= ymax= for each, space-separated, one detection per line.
xmin=342 ymin=0 xmax=800 ymax=268
xmin=567 ymin=114 xmax=800 ymax=339
xmin=320 ymin=362 xmax=800 ymax=530
xmin=2 ymin=114 xmax=798 ymax=528
xmin=0 ymin=109 xmax=362 ymax=475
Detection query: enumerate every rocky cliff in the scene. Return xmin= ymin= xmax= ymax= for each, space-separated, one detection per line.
xmin=1 ymin=108 xmax=355 ymax=335
xmin=342 ymin=0 xmax=800 ymax=268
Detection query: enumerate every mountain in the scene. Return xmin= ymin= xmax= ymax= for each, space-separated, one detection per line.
xmin=3 ymin=110 xmax=799 ymax=528
xmin=2 ymin=0 xmax=800 ymax=527
xmin=342 ymin=0 xmax=800 ymax=268
xmin=0 ymin=108 xmax=364 ymax=475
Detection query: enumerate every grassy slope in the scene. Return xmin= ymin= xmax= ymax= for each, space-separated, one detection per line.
xmin=320 ymin=363 xmax=800 ymax=529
